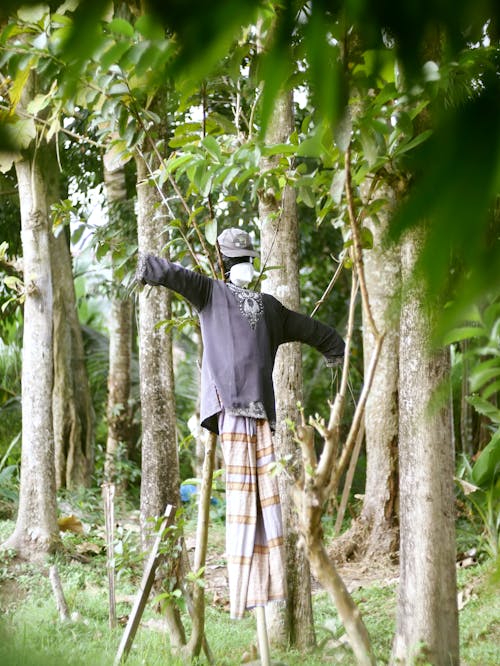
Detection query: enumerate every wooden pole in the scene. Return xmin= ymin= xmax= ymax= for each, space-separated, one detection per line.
xmin=114 ymin=504 xmax=175 ymax=665
xmin=103 ymin=482 xmax=117 ymax=629
xmin=180 ymin=432 xmax=216 ymax=663
xmin=255 ymin=606 xmax=271 ymax=666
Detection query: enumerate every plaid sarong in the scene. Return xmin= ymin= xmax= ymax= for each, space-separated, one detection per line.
xmin=219 ymin=411 xmax=287 ymax=619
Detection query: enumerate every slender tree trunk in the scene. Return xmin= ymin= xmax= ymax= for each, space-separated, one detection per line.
xmin=136 ymin=154 xmax=180 ymax=529
xmin=2 ymin=137 xmax=59 ymax=557
xmin=341 ymin=180 xmax=400 ymax=560
xmin=136 ymin=152 xmax=185 ymax=646
xmin=52 ymin=230 xmax=94 ymax=489
xmin=391 ymin=227 xmax=458 ymax=665
xmin=103 ymin=161 xmax=133 ymax=484
xmin=45 ymin=131 xmax=94 ymax=491
xmin=259 ymin=89 xmax=315 ymax=649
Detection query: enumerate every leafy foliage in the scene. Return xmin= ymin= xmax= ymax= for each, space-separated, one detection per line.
xmin=451 ymin=295 xmax=500 ymax=558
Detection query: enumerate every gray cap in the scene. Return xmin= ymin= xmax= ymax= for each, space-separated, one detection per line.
xmin=217 ymin=228 xmax=258 ymax=258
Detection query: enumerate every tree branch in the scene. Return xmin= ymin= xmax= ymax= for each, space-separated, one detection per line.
xmin=345 ymin=145 xmax=380 ymax=340
xmin=310 ymin=256 xmax=344 ymax=318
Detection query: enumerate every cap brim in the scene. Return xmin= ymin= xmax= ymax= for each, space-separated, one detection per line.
xmin=219 ymin=246 xmax=259 ymax=258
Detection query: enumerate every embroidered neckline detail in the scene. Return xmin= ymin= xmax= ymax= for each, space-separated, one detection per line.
xmin=227 ymin=283 xmax=264 ymax=330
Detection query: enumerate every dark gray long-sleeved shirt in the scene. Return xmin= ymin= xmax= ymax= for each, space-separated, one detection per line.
xmin=138 ymin=255 xmax=345 ymax=433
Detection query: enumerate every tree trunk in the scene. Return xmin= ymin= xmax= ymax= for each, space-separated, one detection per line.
xmin=136 ymin=154 xmax=180 ymax=528
xmin=52 ymin=230 xmax=94 ymax=489
xmin=103 ymin=161 xmax=133 ymax=485
xmin=259 ymin=89 xmax=315 ymax=649
xmin=391 ymin=227 xmax=459 ymax=665
xmin=344 ymin=180 xmax=400 ymax=560
xmin=136 ymin=152 xmax=185 ymax=646
xmin=2 ymin=137 xmax=59 ymax=557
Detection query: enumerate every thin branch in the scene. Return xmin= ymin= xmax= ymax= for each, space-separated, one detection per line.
xmin=344 ymin=145 xmax=380 ymax=339
xmin=247 ymin=87 xmax=261 ymax=141
xmin=334 ymin=421 xmax=365 ymax=534
xmin=310 ymin=256 xmax=345 ymax=317
xmin=315 ymin=273 xmax=359 ymax=487
xmin=165 ymin=170 xmax=217 ymax=278
xmin=0 ymin=103 xmax=103 ymax=149
xmin=327 ymin=331 xmax=385 ymax=498
xmin=128 ymin=96 xmax=218 ymax=278
xmin=136 ymin=146 xmax=201 ymax=270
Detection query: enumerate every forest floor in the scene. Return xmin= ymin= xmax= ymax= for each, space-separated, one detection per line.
xmin=0 ymin=501 xmax=499 ymax=666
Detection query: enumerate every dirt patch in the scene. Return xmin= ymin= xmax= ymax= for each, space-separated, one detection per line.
xmin=186 ymin=534 xmax=399 ymax=612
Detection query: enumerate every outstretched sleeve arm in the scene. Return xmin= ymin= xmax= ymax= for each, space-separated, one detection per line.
xmin=280 ymin=304 xmax=345 ymax=365
xmin=136 ymin=254 xmax=212 ymax=311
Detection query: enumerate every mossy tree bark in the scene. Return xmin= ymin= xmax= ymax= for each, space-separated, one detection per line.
xmin=52 ymin=229 xmax=95 ymax=489
xmin=2 ymin=100 xmax=59 ymax=557
xmin=335 ymin=179 xmax=401 ymax=562
xmin=103 ymin=159 xmax=133 ymax=486
xmin=136 ymin=152 xmax=185 ymax=646
xmin=259 ymin=89 xmax=315 ymax=649
xmin=391 ymin=227 xmax=458 ymax=666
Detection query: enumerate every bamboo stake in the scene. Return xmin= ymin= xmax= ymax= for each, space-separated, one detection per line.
xmin=255 ymin=606 xmax=271 ymax=666
xmin=180 ymin=431 xmax=217 ymax=663
xmin=114 ymin=505 xmax=175 ymax=665
xmin=103 ymin=482 xmax=117 ymax=629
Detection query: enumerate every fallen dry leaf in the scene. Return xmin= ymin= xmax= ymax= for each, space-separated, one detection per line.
xmin=58 ymin=515 xmax=84 ymax=534
xmin=75 ymin=541 xmax=102 ymax=556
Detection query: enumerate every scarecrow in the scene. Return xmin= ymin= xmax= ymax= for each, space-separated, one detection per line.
xmin=137 ymin=228 xmax=344 ymax=658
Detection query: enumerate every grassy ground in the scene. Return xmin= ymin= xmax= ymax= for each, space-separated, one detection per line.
xmin=0 ymin=508 xmax=499 ymax=666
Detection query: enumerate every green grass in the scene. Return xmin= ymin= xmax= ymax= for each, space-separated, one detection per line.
xmin=1 ymin=516 xmax=499 ymax=666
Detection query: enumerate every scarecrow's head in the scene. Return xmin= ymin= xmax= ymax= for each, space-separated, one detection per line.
xmin=217 ymin=228 xmax=258 ymax=287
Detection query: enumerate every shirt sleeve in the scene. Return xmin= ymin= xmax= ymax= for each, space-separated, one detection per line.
xmin=136 ymin=254 xmax=212 ymax=311
xmin=279 ymin=303 xmax=345 ymax=363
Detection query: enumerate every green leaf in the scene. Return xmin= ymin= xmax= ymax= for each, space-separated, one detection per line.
xmin=134 ymin=14 xmax=165 ymax=40
xmin=201 ymin=135 xmax=222 ymax=162
xmin=3 ymin=276 xmax=22 ymax=290
xmin=470 ymin=363 xmax=500 ymax=394
xmin=359 ymin=127 xmax=380 ymax=166
xmin=482 ymin=379 xmax=500 ymax=401
xmin=296 ymin=135 xmax=323 ymax=158
xmin=330 ymin=169 xmax=345 ymax=204
xmin=107 ymin=18 xmax=134 ymax=38
xmin=298 ymin=186 xmax=316 ymax=209
xmin=109 ymin=82 xmax=129 ymax=97
xmin=135 ymin=43 xmax=162 ymax=77
xmin=261 ymin=142 xmax=296 ymax=157
xmin=120 ymin=41 xmax=149 ymax=68
xmin=205 ymin=218 xmax=217 ymax=246
xmin=7 ymin=118 xmax=36 ymax=149
xmin=103 ymin=140 xmax=133 ymax=171
xmin=334 ymin=113 xmax=352 ymax=153
xmin=395 ymin=111 xmax=413 ymax=136
xmin=392 ymin=129 xmax=433 ymax=157
xmin=0 ymin=151 xmax=20 ymax=173
xmin=164 ymin=153 xmax=195 ymax=176
xmin=100 ymin=41 xmax=131 ymax=70
xmin=26 ymin=93 xmax=51 ymax=115
xmin=360 ymin=226 xmax=374 ymax=250
xmin=467 ymin=396 xmax=500 ymax=424
xmin=17 ymin=4 xmax=49 ymax=23
xmin=374 ymin=83 xmax=398 ymax=107
xmin=71 ymin=225 xmax=86 ymax=246
xmin=471 ymin=430 xmax=500 ymax=487
xmin=442 ymin=325 xmax=488 ymax=345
